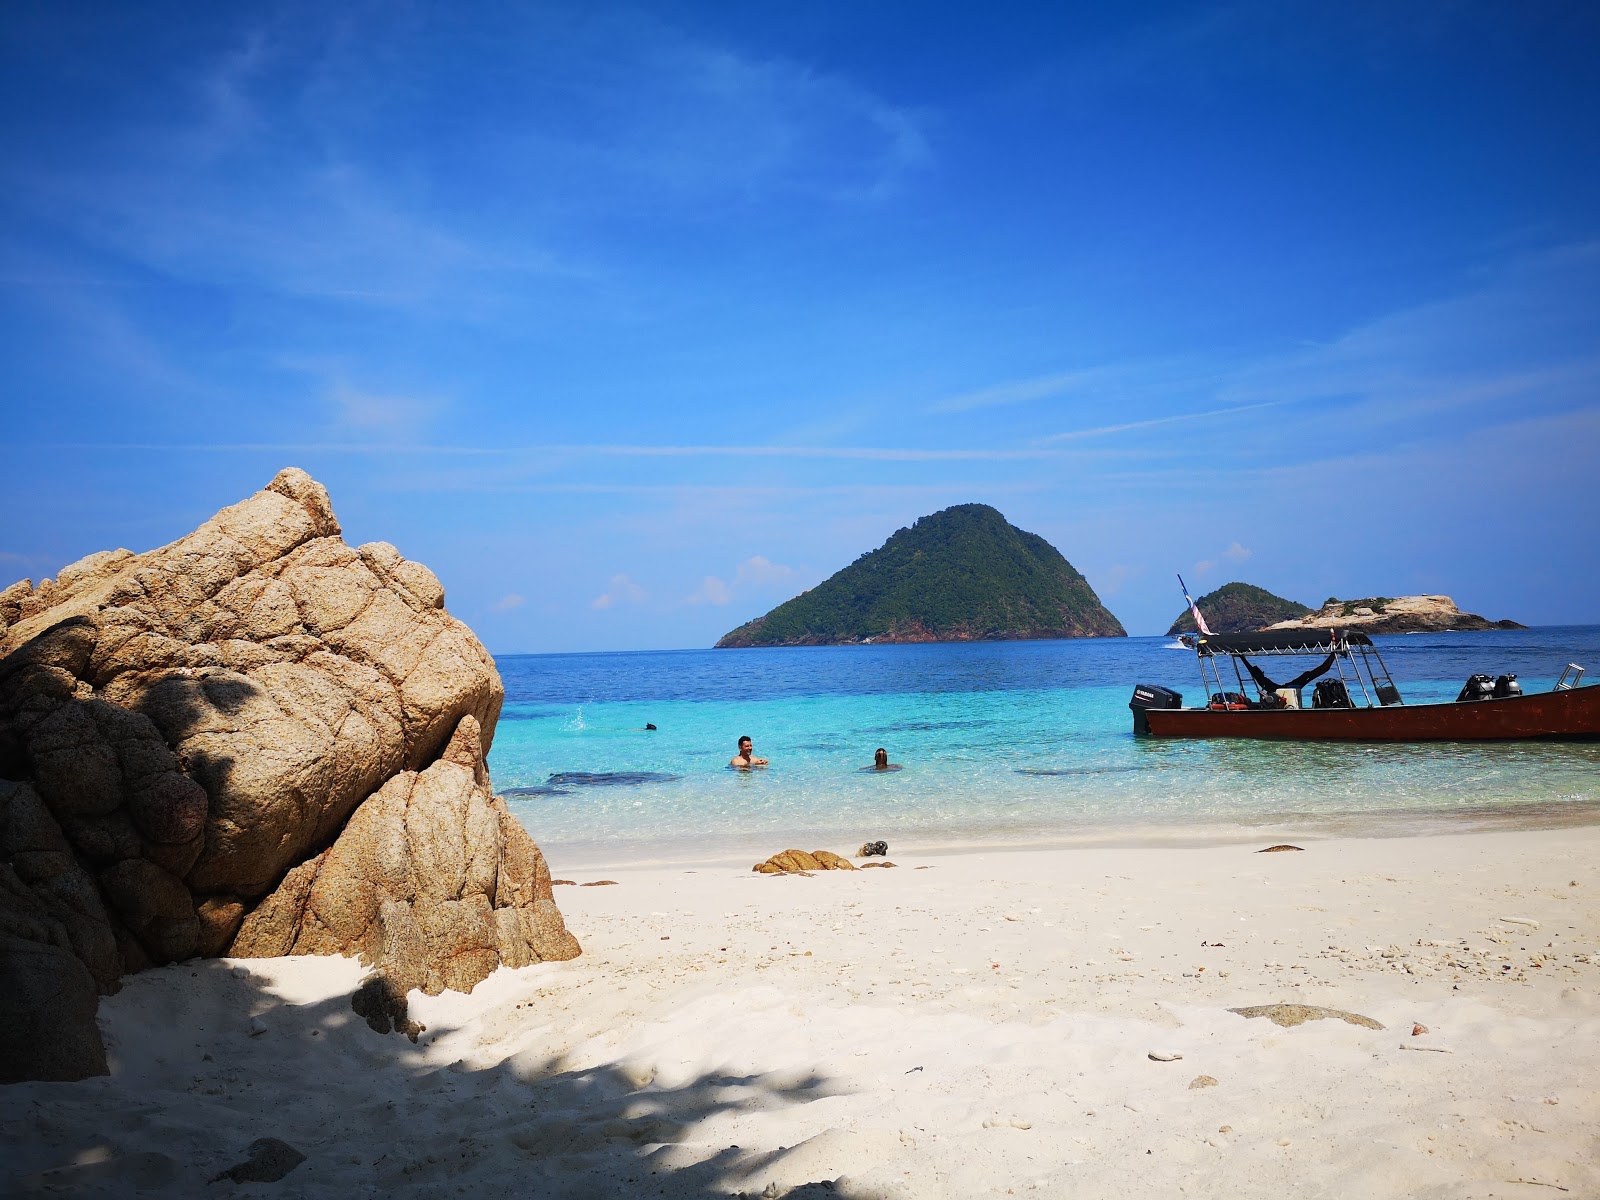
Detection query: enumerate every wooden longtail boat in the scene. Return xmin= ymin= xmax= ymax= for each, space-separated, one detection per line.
xmin=1130 ymin=629 xmax=1598 ymax=741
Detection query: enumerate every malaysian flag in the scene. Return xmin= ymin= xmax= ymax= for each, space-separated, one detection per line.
xmin=1178 ymin=573 xmax=1212 ymax=636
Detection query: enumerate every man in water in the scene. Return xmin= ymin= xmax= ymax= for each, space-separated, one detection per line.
xmin=729 ymin=735 xmax=768 ymax=769
xmin=868 ymin=747 xmax=902 ymax=771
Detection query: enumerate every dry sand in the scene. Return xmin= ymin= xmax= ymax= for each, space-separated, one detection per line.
xmin=5 ymin=826 xmax=1599 ymax=1198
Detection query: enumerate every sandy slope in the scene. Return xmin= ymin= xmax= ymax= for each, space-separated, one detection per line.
xmin=4 ymin=827 xmax=1598 ymax=1198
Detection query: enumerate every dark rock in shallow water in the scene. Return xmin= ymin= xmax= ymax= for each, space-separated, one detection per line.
xmin=547 ymin=770 xmax=682 ymax=788
xmin=502 ymin=771 xmax=682 ymax=797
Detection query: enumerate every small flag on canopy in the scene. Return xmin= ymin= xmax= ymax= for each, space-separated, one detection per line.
xmin=1178 ymin=573 xmax=1212 ymax=635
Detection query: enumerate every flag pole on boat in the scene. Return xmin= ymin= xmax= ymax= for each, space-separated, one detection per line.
xmin=1178 ymin=574 xmax=1212 ymax=636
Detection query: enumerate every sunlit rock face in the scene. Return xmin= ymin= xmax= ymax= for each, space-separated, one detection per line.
xmin=0 ymin=469 xmax=578 ymax=1082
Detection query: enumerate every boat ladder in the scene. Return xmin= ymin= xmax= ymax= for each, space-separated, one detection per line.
xmin=1555 ymin=663 xmax=1586 ymax=691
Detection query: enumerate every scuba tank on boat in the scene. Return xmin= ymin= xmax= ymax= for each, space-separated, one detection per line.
xmin=1493 ymin=673 xmax=1521 ymax=699
xmin=1456 ymin=674 xmax=1495 ymax=702
xmin=1311 ymin=679 xmax=1352 ymax=709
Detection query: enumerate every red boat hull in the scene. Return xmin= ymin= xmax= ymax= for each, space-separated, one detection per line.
xmin=1143 ymin=685 xmax=1600 ymax=741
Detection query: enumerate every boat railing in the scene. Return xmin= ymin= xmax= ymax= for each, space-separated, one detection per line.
xmin=1556 ymin=663 xmax=1587 ymax=691
xmin=1191 ymin=632 xmax=1403 ymax=711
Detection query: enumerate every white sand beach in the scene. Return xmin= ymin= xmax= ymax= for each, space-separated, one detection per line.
xmin=5 ymin=825 xmax=1598 ymax=1198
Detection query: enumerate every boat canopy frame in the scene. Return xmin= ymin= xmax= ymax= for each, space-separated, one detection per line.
xmin=1190 ymin=629 xmax=1404 ymax=710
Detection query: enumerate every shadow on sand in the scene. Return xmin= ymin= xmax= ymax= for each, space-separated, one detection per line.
xmin=3 ymin=958 xmax=852 ymax=1198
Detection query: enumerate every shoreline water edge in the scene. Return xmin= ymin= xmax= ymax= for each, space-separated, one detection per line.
xmin=492 ymin=628 xmax=1600 ymax=868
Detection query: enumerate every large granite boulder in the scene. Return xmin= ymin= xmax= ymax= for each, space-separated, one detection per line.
xmin=0 ymin=782 xmax=116 ymax=1082
xmin=0 ymin=469 xmax=578 ymax=1080
xmin=231 ymin=715 xmax=579 ymax=992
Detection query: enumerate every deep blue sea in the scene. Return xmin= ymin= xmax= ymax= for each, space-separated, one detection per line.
xmin=489 ymin=627 xmax=1600 ymax=867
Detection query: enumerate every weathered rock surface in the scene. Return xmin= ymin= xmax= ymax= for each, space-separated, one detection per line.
xmin=231 ymin=715 xmax=579 ymax=992
xmin=1229 ymin=1003 xmax=1384 ymax=1030
xmin=0 ymin=469 xmax=577 ymax=1080
xmin=754 ymin=849 xmax=859 ymax=874
xmin=1266 ymin=595 xmax=1523 ymax=635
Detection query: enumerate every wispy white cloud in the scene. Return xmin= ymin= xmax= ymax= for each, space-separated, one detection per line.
xmin=490 ymin=593 xmax=525 ymax=613
xmin=328 ymin=383 xmax=440 ymax=434
xmin=27 ymin=440 xmax=1068 ymax=462
xmin=4 ymin=6 xmax=924 ymax=325
xmin=1193 ymin=541 xmax=1251 ymax=580
xmin=591 ymin=573 xmax=647 ymax=611
xmin=1038 ymin=398 xmax=1298 ymax=443
xmin=734 ymin=555 xmax=797 ymax=588
xmin=538 ymin=13 xmax=931 ymax=205
xmin=685 ymin=576 xmax=733 ymax=606
xmin=685 ymin=554 xmax=799 ymax=606
xmin=930 ymin=369 xmax=1099 ymax=414
xmin=1094 ymin=563 xmax=1137 ymax=598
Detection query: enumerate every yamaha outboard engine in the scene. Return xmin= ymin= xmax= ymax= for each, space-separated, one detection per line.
xmin=1456 ymin=673 xmax=1494 ymax=702
xmin=1493 ymin=673 xmax=1522 ymax=699
xmin=1129 ymin=683 xmax=1182 ymax=735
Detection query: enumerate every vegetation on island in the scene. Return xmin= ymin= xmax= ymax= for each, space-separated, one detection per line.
xmin=1167 ymin=581 xmax=1312 ymax=636
xmin=715 ymin=504 xmax=1126 ymax=647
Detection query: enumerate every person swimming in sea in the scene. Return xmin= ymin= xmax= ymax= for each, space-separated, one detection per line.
xmin=729 ymin=735 xmax=768 ymax=769
xmin=861 ymin=747 xmax=902 ymax=772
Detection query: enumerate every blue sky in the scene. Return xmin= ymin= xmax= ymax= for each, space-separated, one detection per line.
xmin=3 ymin=1 xmax=1599 ymax=651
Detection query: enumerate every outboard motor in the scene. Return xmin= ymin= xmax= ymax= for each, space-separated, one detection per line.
xmin=1129 ymin=683 xmax=1182 ymax=735
xmin=1493 ymin=673 xmax=1522 ymax=699
xmin=1311 ymin=679 xmax=1351 ymax=709
xmin=1456 ymin=673 xmax=1495 ymax=703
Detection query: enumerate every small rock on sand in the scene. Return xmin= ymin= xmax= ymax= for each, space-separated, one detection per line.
xmin=861 ymin=862 xmax=897 ymax=869
xmin=209 ymin=1138 xmax=306 ymax=1184
xmin=1258 ymin=845 xmax=1305 ymax=853
xmin=551 ymin=879 xmax=575 ymax=886
xmin=1148 ymin=1051 xmax=1184 ymax=1062
xmin=1189 ymin=1075 xmax=1219 ymax=1089
xmin=580 ymin=880 xmax=619 ymax=887
xmin=351 ymin=973 xmax=426 ymax=1042
xmin=1229 ymin=1004 xmax=1383 ymax=1030
xmin=753 ymin=850 xmax=857 ymax=874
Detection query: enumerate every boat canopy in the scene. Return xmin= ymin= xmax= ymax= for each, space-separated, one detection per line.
xmin=1194 ymin=629 xmax=1374 ymax=657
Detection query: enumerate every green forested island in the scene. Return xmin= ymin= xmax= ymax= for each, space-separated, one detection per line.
xmin=715 ymin=504 xmax=1126 ymax=647
xmin=1166 ymin=581 xmax=1312 ymax=635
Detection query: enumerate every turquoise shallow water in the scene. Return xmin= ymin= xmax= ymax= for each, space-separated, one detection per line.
xmin=488 ymin=628 xmax=1600 ymax=866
